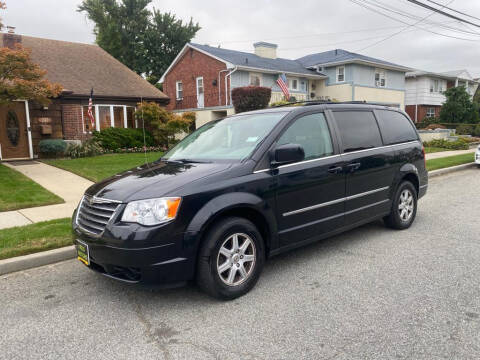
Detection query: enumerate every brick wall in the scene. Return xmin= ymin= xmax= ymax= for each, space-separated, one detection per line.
xmin=405 ymin=104 xmax=441 ymax=122
xmin=29 ymin=100 xmax=63 ymax=155
xmin=163 ymin=48 xmax=229 ymax=110
xmin=62 ymin=103 xmax=88 ymax=141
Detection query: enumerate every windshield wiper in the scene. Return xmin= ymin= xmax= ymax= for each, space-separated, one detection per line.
xmin=163 ymin=158 xmax=211 ymax=164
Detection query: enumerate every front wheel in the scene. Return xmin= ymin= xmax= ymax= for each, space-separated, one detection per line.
xmin=384 ymin=181 xmax=418 ymax=230
xmin=196 ymin=217 xmax=265 ymax=300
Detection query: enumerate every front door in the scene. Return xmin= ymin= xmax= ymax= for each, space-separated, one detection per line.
xmin=196 ymin=77 xmax=204 ymax=108
xmin=332 ymin=110 xmax=393 ymax=225
xmin=274 ymin=112 xmax=346 ymax=246
xmin=0 ymin=102 xmax=30 ymax=160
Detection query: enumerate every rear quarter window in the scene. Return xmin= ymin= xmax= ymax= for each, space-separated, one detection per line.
xmin=333 ymin=111 xmax=383 ymax=152
xmin=376 ymin=110 xmax=418 ymax=145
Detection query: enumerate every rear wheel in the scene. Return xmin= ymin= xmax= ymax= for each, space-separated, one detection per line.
xmin=196 ymin=217 xmax=265 ymax=300
xmin=384 ymin=181 xmax=417 ymax=230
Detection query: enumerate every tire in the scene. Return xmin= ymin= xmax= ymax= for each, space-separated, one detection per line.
xmin=384 ymin=181 xmax=418 ymax=230
xmin=196 ymin=217 xmax=265 ymax=300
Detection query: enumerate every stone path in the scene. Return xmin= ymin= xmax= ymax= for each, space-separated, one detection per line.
xmin=0 ymin=161 xmax=93 ymax=230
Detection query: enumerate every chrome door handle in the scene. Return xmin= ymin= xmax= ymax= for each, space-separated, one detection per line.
xmin=328 ymin=166 xmax=343 ymax=174
xmin=346 ymin=162 xmax=361 ymax=172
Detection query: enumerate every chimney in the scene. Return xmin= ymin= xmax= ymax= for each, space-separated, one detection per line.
xmin=253 ymin=42 xmax=277 ymax=59
xmin=3 ymin=27 xmax=21 ymax=49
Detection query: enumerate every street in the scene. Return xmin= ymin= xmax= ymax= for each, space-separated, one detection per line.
xmin=1 ymin=168 xmax=480 ymax=360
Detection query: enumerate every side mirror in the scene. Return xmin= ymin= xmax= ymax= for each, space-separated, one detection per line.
xmin=272 ymin=144 xmax=305 ymax=166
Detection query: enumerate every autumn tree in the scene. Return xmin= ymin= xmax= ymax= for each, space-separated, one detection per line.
xmin=0 ymin=2 xmax=62 ymax=105
xmin=78 ymin=0 xmax=200 ymax=84
xmin=135 ymin=101 xmax=194 ymax=147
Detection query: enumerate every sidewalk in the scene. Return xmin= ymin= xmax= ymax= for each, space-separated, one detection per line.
xmin=0 ymin=161 xmax=93 ymax=229
xmin=425 ymin=147 xmax=476 ymax=160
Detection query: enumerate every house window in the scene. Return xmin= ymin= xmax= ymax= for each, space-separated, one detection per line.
xmin=430 ymin=79 xmax=442 ymax=93
xmin=426 ymin=107 xmax=435 ymax=118
xmin=83 ymin=105 xmax=135 ymax=132
xmin=336 ymin=66 xmax=345 ymax=82
xmin=288 ymin=78 xmax=299 ymax=91
xmin=98 ymin=106 xmax=111 ymax=130
xmin=375 ymin=69 xmax=386 ymax=87
xmin=300 ymin=80 xmax=306 ymax=92
xmin=176 ymin=81 xmax=183 ymax=100
xmin=249 ymin=73 xmax=262 ymax=86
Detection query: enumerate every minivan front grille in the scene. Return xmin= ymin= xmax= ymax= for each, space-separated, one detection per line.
xmin=76 ymin=196 xmax=121 ymax=236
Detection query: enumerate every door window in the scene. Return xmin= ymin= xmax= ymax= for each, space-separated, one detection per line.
xmin=375 ymin=110 xmax=418 ymax=145
xmin=277 ymin=113 xmax=333 ymax=160
xmin=6 ymin=110 xmax=20 ymax=146
xmin=333 ymin=111 xmax=382 ymax=152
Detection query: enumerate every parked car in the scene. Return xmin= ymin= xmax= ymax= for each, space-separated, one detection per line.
xmin=476 ymin=144 xmax=480 ymax=166
xmin=73 ymin=102 xmax=428 ymax=300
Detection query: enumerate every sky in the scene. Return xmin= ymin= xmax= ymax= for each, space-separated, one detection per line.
xmin=4 ymin=0 xmax=480 ymax=76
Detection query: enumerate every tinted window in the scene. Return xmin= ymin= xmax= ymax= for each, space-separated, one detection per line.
xmin=277 ymin=113 xmax=333 ymax=160
xmin=376 ymin=110 xmax=418 ymax=145
xmin=333 ymin=111 xmax=382 ymax=152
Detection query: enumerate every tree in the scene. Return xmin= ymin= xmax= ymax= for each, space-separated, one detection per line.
xmin=78 ymin=0 xmax=200 ymax=84
xmin=135 ymin=102 xmax=194 ymax=147
xmin=439 ymin=86 xmax=479 ymax=124
xmin=0 ymin=1 xmax=5 ymax=30
xmin=0 ymin=45 xmax=62 ymax=106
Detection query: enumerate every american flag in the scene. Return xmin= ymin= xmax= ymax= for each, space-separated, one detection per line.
xmin=87 ymin=88 xmax=95 ymax=130
xmin=276 ymin=73 xmax=290 ymax=100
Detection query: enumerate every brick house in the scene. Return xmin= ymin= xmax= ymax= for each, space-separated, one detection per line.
xmin=405 ymin=69 xmax=479 ymax=122
xmin=160 ymin=42 xmax=410 ymax=128
xmin=0 ymin=33 xmax=169 ymax=161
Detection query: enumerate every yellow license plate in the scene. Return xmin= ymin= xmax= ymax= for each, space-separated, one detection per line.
xmin=76 ymin=240 xmax=90 ymax=266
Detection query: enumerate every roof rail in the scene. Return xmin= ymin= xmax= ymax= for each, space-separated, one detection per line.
xmin=270 ymin=100 xmax=393 ymax=108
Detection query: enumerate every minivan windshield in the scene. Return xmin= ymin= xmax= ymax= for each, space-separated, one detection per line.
xmin=162 ymin=112 xmax=287 ymax=162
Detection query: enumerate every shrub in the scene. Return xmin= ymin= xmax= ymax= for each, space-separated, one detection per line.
xmin=473 ymin=125 xmax=480 ymax=137
xmin=424 ymin=123 xmax=446 ymax=130
xmin=92 ymin=128 xmax=155 ymax=150
xmin=135 ymin=102 xmax=194 ymax=148
xmin=65 ymin=139 xmax=103 ymax=158
xmin=423 ymin=138 xmax=469 ymax=150
xmin=456 ymin=124 xmax=474 ymax=135
xmin=270 ymin=100 xmax=291 ymax=107
xmin=231 ymin=86 xmax=272 ymax=113
xmin=38 ymin=139 xmax=67 ymax=156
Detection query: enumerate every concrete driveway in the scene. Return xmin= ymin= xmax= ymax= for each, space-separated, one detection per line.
xmin=1 ymin=168 xmax=480 ymax=359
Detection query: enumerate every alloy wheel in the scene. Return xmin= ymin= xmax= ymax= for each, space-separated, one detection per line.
xmin=398 ymin=189 xmax=414 ymax=222
xmin=216 ymin=233 xmax=256 ymax=286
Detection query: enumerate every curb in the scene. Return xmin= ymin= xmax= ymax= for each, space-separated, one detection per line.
xmin=0 ymin=245 xmax=76 ymax=276
xmin=428 ymin=162 xmax=477 ymax=178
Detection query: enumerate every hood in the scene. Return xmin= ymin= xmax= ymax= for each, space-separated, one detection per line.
xmin=86 ymin=161 xmax=232 ymax=202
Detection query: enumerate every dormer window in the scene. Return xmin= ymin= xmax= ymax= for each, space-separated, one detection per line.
xmin=249 ymin=73 xmax=262 ymax=86
xmin=375 ymin=69 xmax=386 ymax=87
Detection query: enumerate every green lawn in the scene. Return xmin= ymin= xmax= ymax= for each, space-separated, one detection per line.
xmin=44 ymin=151 xmax=164 ymax=182
xmin=424 ymin=147 xmax=449 ymax=154
xmin=0 ymin=164 xmax=63 ymax=212
xmin=426 ymin=153 xmax=475 ymax=171
xmin=0 ymin=218 xmax=72 ymax=260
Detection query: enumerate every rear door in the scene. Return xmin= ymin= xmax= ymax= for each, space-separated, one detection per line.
xmin=331 ymin=110 xmax=393 ymax=224
xmin=273 ymin=112 xmax=346 ymax=246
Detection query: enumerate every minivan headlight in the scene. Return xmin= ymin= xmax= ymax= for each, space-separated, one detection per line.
xmin=121 ymin=197 xmax=181 ymax=226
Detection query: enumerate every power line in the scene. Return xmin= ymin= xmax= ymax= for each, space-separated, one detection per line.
xmin=425 ymin=0 xmax=480 ymax=22
xmin=350 ymin=0 xmax=478 ymax=41
xmin=354 ymin=0 xmax=456 ymax=52
xmin=406 ymin=0 xmax=480 ymax=28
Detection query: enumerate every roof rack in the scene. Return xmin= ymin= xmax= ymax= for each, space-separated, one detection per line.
xmin=271 ymin=100 xmax=392 ymax=108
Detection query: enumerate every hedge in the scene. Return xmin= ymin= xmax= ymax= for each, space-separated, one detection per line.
xmin=92 ymin=128 xmax=156 ymax=150
xmin=38 ymin=139 xmax=67 ymax=156
xmin=231 ymin=86 xmax=272 ymax=113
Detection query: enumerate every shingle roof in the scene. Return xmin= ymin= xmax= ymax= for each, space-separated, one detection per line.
xmin=190 ymin=43 xmax=324 ymax=77
xmin=406 ymin=69 xmax=478 ymax=82
xmin=8 ymin=34 xmax=168 ymax=101
xmin=296 ymin=49 xmax=409 ymax=71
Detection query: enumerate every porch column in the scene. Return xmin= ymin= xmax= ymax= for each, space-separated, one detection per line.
xmin=95 ymin=105 xmax=100 ymax=131
xmin=123 ymin=106 xmax=127 ymax=128
xmin=455 ymin=78 xmax=459 ymax=87
xmin=110 ymin=105 xmax=114 ymax=127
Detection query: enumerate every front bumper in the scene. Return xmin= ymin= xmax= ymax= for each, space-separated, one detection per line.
xmin=72 ymin=216 xmax=195 ymax=285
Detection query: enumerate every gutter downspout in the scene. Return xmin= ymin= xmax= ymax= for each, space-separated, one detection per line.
xmin=225 ymin=67 xmax=238 ymax=106
xmin=218 ymin=69 xmax=229 ymax=106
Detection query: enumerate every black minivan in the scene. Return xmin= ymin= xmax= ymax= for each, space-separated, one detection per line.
xmin=73 ymin=103 xmax=428 ymax=299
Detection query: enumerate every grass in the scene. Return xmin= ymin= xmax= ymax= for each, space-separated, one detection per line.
xmin=426 ymin=152 xmax=475 ymax=171
xmin=0 ymin=218 xmax=72 ymax=260
xmin=424 ymin=147 xmax=449 ymax=154
xmin=0 ymin=164 xmax=63 ymax=212
xmin=44 ymin=151 xmax=164 ymax=182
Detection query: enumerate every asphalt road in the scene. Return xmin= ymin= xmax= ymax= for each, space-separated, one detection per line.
xmin=2 ymin=168 xmax=480 ymax=360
